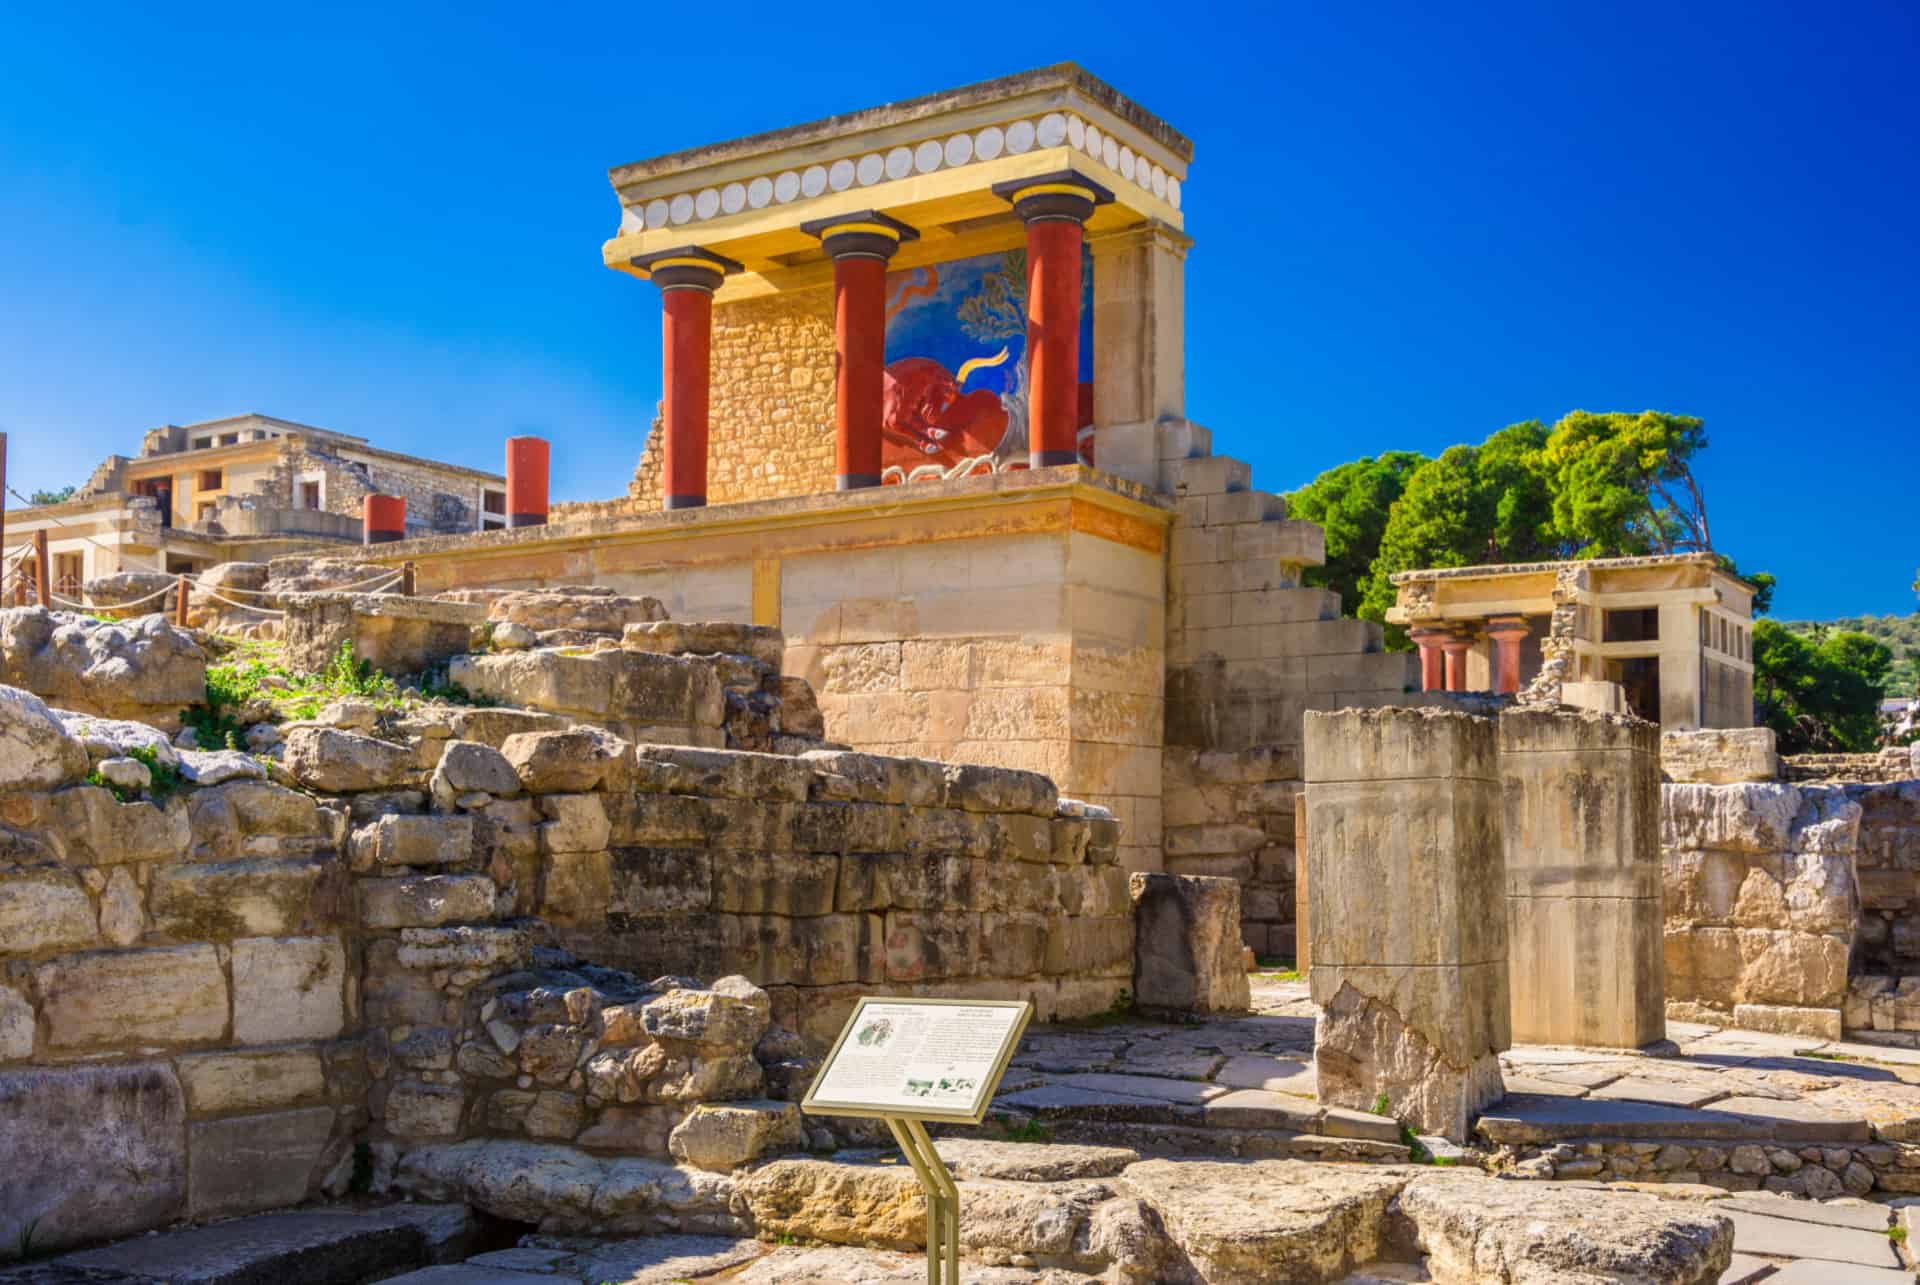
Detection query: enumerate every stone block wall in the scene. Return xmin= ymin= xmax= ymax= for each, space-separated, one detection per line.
xmin=629 ymin=289 xmax=838 ymax=507
xmin=0 ymin=608 xmax=207 ymax=732
xmin=1161 ymin=745 xmax=1300 ymax=957
xmin=1661 ymin=781 xmax=1862 ymax=1040
xmin=284 ymin=593 xmax=486 ymax=676
xmin=0 ymin=706 xmax=362 ymax=1254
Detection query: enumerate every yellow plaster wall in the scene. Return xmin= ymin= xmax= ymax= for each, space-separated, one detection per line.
xmin=628 ymin=289 xmax=837 ymax=507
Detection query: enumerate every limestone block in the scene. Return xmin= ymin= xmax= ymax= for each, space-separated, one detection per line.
xmin=980 ymin=913 xmax=1049 ymax=976
xmin=282 ymin=592 xmax=484 ymax=676
xmin=46 ymin=785 xmax=189 ymax=865
xmin=610 ymin=845 xmax=713 ymax=917
xmin=1661 ymin=783 xmax=1800 ymax=854
xmin=632 ymin=745 xmax=813 ymax=801
xmin=668 ymin=1100 xmax=804 ymax=1172
xmin=539 ymin=793 xmax=611 ymax=854
xmin=501 ymin=726 xmax=627 ymax=793
xmin=283 ymin=725 xmax=414 ymax=792
xmin=712 ymin=852 xmax=837 ymax=916
xmin=434 ymin=740 xmax=521 ymax=797
xmin=0 ymin=610 xmax=205 ymax=730
xmin=176 ymin=1047 xmax=327 ymax=1114
xmin=362 ymin=812 xmax=475 ymax=868
xmin=1043 ymin=916 xmax=1136 ymax=976
xmin=942 ymin=762 xmax=1059 ymax=816
xmin=359 ymin=873 xmax=497 ymax=928
xmin=0 ymin=868 xmax=99 ymax=956
xmin=0 ymin=683 xmax=89 ymax=790
xmin=1662 ymin=727 xmax=1780 ymax=785
xmin=0 ymin=985 xmax=31 ymax=1060
xmin=1734 ymin=929 xmax=1848 ymax=1008
xmin=470 ymin=587 xmax=667 ymax=635
xmin=883 ymin=911 xmax=980 ymax=982
xmin=625 ymin=620 xmax=785 ymax=670
xmin=721 ymin=914 xmax=870 ymax=987
xmin=148 ymin=858 xmax=325 ymax=939
xmin=387 ymin=1080 xmax=466 ymax=1138
xmin=37 ymin=945 xmax=227 ymax=1050
xmin=735 ymin=1158 xmax=922 ymax=1249
xmin=0 ymin=1062 xmax=186 ymax=1253
xmin=188 ymin=1105 xmax=336 ymax=1218
xmin=230 ymin=935 xmax=346 ymax=1044
xmin=221 ymin=780 xmax=326 ymax=836
xmin=396 ymin=925 xmax=530 ymax=971
xmin=1129 ymin=873 xmax=1252 ymax=1015
xmin=605 ymin=792 xmax=710 ymax=845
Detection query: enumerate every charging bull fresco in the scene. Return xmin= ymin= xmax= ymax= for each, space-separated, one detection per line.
xmin=881 ymin=247 xmax=1094 ymax=483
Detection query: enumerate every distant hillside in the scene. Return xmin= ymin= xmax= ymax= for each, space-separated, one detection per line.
xmin=1779 ymin=612 xmax=1920 ymax=698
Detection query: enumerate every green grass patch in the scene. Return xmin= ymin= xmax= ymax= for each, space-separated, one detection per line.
xmin=181 ymin=638 xmax=479 ymax=746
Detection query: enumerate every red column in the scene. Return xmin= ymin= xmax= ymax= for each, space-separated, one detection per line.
xmin=1408 ymin=629 xmax=1447 ymax=693
xmin=1440 ymin=636 xmax=1472 ymax=693
xmin=660 ymin=286 xmax=712 ymax=510
xmin=1025 ymin=217 xmax=1084 ymax=467
xmin=363 ymin=494 xmax=405 ymax=545
xmin=993 ymin=172 xmax=1113 ymax=469
xmin=1486 ymin=615 xmax=1530 ymax=695
xmin=631 ymin=248 xmax=738 ymax=511
xmin=804 ymin=213 xmax=918 ymax=490
xmin=505 ymin=436 xmax=549 ymax=527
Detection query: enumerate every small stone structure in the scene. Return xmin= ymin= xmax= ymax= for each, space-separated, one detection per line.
xmin=1500 ymin=707 xmax=1664 ymax=1048
xmin=283 ymin=592 xmax=486 ymax=675
xmin=1304 ymin=706 xmax=1509 ymax=1141
xmin=1128 ymin=872 xmax=1252 ymax=1016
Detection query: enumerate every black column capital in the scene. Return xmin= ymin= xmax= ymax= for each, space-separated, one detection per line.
xmin=800 ymin=210 xmax=921 ymax=262
xmin=991 ymin=170 xmax=1116 ymax=225
xmin=631 ymin=245 xmax=743 ymax=291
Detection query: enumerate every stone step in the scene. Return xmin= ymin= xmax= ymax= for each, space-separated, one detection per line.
xmin=17 ymin=1206 xmax=473 ymax=1285
xmin=1724 ymin=1209 xmax=1904 ymax=1270
xmin=1166 ymin=453 xmax=1251 ymax=496
xmin=1476 ymin=1093 xmax=1873 ymax=1146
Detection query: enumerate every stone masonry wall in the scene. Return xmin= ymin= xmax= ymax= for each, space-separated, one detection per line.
xmin=0 ymin=695 xmax=362 ymax=1255
xmin=1661 ymin=781 xmax=1862 ymax=1040
xmin=3 ymin=679 xmax=1129 ymax=1253
xmin=629 ymin=290 xmax=837 ymax=507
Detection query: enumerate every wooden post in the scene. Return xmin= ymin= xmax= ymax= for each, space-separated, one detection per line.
xmin=1294 ymin=790 xmax=1310 ymax=975
xmin=175 ymin=575 xmax=190 ymax=627
xmin=33 ymin=529 xmax=50 ymax=607
xmin=401 ymin=561 xmax=416 ymax=597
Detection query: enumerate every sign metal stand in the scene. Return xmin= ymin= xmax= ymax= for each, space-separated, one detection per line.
xmin=801 ymin=996 xmax=1033 ymax=1285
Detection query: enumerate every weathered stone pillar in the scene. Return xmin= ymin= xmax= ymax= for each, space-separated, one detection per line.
xmin=362 ymin=494 xmax=405 ymax=545
xmin=1305 ymin=707 xmax=1508 ymax=1141
xmin=1087 ymin=220 xmax=1189 ymax=487
xmin=505 ymin=436 xmax=549 ymax=528
xmin=801 ymin=212 xmax=919 ymax=490
xmin=1408 ymin=628 xmax=1448 ymax=693
xmin=1499 ymin=707 xmax=1664 ymax=1048
xmin=1486 ymin=615 xmax=1528 ymax=695
xmin=994 ymin=172 xmax=1113 ymax=467
xmin=631 ymin=247 xmax=741 ymax=510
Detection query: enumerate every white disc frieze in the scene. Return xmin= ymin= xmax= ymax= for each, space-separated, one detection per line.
xmin=669 ymin=193 xmax=694 ymax=224
xmin=914 ymin=139 xmax=943 ymax=173
xmin=1037 ymin=112 xmax=1067 ymax=147
xmin=974 ymin=125 xmax=1005 ymax=160
xmin=857 ymin=153 xmax=885 ymax=185
xmin=801 ymin=165 xmax=827 ymax=197
xmin=747 ymin=176 xmax=773 ymax=209
xmin=886 ymin=146 xmax=913 ymax=180
xmin=694 ymin=188 xmax=720 ymax=220
xmin=1006 ymin=119 xmax=1036 ymax=153
xmin=944 ymin=133 xmax=972 ymax=167
xmin=644 ymin=198 xmax=670 ymax=228
xmin=773 ymin=171 xmax=800 ymax=203
xmin=720 ymin=182 xmax=746 ymax=214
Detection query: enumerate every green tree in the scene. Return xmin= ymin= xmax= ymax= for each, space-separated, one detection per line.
xmin=1284 ymin=450 xmax=1427 ymax=617
xmin=1753 ymin=620 xmax=1893 ymax=753
xmin=28 ymin=485 xmax=75 ymax=506
xmin=1541 ymin=411 xmax=1711 ymax=556
xmin=1356 ymin=423 xmax=1557 ymax=629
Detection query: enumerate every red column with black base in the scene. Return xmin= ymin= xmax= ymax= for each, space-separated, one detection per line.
xmin=993 ymin=172 xmax=1113 ymax=469
xmin=630 ymin=248 xmax=740 ymax=511
xmin=802 ymin=212 xmax=920 ymax=490
xmin=363 ymin=494 xmax=405 ymax=545
xmin=506 ymin=436 xmax=549 ymax=527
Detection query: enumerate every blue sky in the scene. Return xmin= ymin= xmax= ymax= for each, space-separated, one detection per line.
xmin=2 ymin=1 xmax=1913 ymax=619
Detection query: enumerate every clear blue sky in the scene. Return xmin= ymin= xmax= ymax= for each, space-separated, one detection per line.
xmin=3 ymin=2 xmax=1913 ymax=620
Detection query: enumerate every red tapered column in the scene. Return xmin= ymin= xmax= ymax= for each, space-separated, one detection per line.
xmin=1408 ymin=628 xmax=1447 ymax=693
xmin=1439 ymin=636 xmax=1472 ymax=693
xmin=505 ymin=436 xmax=549 ymax=527
xmin=363 ymin=494 xmax=405 ymax=545
xmin=802 ymin=213 xmax=919 ymax=490
xmin=994 ymin=172 xmax=1113 ymax=468
xmin=630 ymin=248 xmax=740 ymax=511
xmin=1486 ymin=615 xmax=1529 ymax=695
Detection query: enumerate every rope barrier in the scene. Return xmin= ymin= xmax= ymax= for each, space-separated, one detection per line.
xmin=4 ymin=484 xmax=163 ymax=573
xmin=196 ymin=589 xmax=285 ymax=616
